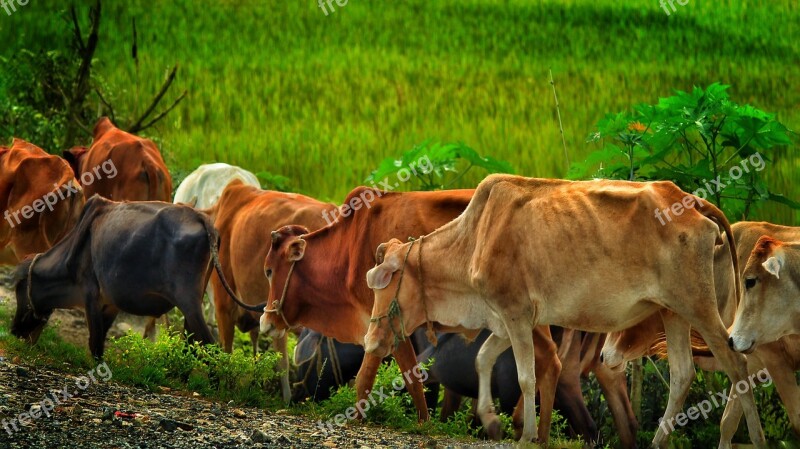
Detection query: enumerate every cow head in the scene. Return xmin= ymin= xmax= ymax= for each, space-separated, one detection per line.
xmin=62 ymin=146 xmax=89 ymax=179
xmin=11 ymin=256 xmax=52 ymax=344
xmin=729 ymin=236 xmax=800 ymax=353
xmin=260 ymin=225 xmax=310 ymax=337
xmin=601 ymin=314 xmax=662 ymax=371
xmin=364 ymin=238 xmax=422 ymax=358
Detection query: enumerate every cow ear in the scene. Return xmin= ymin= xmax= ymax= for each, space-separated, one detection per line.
xmin=287 ymin=238 xmax=306 ymax=262
xmin=762 ymin=254 xmax=783 ymax=279
xmin=366 ymin=255 xmax=400 ymax=290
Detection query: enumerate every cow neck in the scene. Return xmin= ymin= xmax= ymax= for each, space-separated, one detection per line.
xmin=290 ymin=227 xmax=367 ymax=343
xmin=414 ymin=236 xmax=437 ymax=346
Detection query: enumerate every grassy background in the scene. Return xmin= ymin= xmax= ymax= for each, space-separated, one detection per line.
xmin=1 ymin=0 xmax=797 ymax=223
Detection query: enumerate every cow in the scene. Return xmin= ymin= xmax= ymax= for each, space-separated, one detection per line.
xmin=602 ymin=221 xmax=800 ymax=446
xmin=9 ymin=195 xmax=251 ymax=360
xmin=210 ymin=179 xmax=337 ymax=403
xmin=291 ymin=328 xmax=438 ymax=406
xmin=364 ymin=175 xmax=765 ymax=448
xmin=0 ymin=139 xmax=84 ymax=262
xmin=726 ymin=225 xmax=800 ymax=441
xmin=63 ymin=117 xmax=172 ymax=202
xmin=261 ymin=189 xmax=488 ymax=424
xmin=174 ymin=163 xmax=260 ymax=209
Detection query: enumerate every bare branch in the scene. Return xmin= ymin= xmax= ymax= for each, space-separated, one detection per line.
xmin=63 ymin=0 xmax=101 ymax=147
xmin=94 ymin=88 xmax=116 ymax=123
xmin=70 ymin=6 xmax=85 ymax=53
xmin=128 ymin=64 xmax=179 ymax=134
xmin=134 ymin=90 xmax=187 ymax=133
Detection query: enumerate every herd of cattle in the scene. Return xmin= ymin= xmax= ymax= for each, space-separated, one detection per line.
xmin=3 ymin=117 xmax=798 ymax=448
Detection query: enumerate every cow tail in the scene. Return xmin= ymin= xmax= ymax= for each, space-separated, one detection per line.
xmin=699 ymin=204 xmax=741 ymax=310
xmin=649 ymin=329 xmax=711 ymax=359
xmin=198 ymin=214 xmax=266 ymax=312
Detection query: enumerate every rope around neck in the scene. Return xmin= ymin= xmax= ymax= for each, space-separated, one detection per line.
xmin=264 ymin=260 xmax=298 ymax=330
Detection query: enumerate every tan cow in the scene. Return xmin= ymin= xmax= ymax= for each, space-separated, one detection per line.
xmin=0 ymin=139 xmax=84 ymax=262
xmin=364 ymin=175 xmax=765 ymax=447
xmin=602 ymin=221 xmax=800 ymax=447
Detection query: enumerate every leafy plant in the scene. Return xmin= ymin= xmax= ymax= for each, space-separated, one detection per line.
xmin=366 ymin=141 xmax=515 ymax=191
xmin=569 ymin=83 xmax=798 ymax=220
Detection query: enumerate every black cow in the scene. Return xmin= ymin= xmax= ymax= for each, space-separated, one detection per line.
xmin=11 ymin=195 xmax=256 ymax=359
xmin=292 ymin=328 xmax=440 ymax=409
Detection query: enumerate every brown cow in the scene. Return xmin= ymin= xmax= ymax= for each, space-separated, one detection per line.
xmin=209 ymin=179 xmax=337 ymax=403
xmin=364 ymin=175 xmax=764 ymax=447
xmin=261 ymin=188 xmax=483 ymax=424
xmin=63 ymin=117 xmax=172 ymax=202
xmin=0 ymin=139 xmax=84 ymax=262
xmin=602 ymin=221 xmax=800 ymax=447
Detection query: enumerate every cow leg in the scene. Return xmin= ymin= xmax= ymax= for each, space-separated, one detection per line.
xmin=182 ymin=303 xmax=215 ymax=345
xmin=719 ymin=347 xmax=800 ymax=447
xmin=100 ymin=305 xmax=119 ymax=340
xmin=143 ymin=316 xmax=159 ymax=341
xmin=476 ymin=332 xmax=512 ymax=441
xmin=764 ymin=352 xmax=800 ymax=437
xmin=719 ymin=392 xmax=742 ymax=449
xmin=595 ymin=358 xmax=638 ymax=449
xmin=249 ymin=328 xmax=259 ymax=356
xmin=552 ymin=332 xmax=597 ymax=444
xmin=440 ymin=389 xmax=462 ymax=422
xmin=392 ymin=338 xmax=430 ymax=422
xmin=354 ymin=353 xmax=383 ymax=420
xmin=694 ymin=325 xmax=765 ymax=448
xmin=530 ymin=326 xmax=561 ymax=444
xmin=212 ymin=277 xmax=236 ymax=352
xmin=651 ymin=313 xmax=694 ymax=449
xmin=83 ymin=284 xmax=105 ymax=359
xmin=505 ymin=321 xmax=538 ymax=443
xmin=271 ymin=332 xmax=292 ymax=404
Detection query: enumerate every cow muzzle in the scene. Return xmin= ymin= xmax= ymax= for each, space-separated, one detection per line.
xmin=728 ymin=334 xmax=755 ymax=354
xmin=259 ymin=313 xmax=285 ymax=338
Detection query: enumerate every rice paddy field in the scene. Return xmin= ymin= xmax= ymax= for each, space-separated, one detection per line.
xmin=2 ymin=0 xmax=797 ymax=223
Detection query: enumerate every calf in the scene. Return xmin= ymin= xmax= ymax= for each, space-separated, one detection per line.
xmin=603 ymin=221 xmax=800 ymax=446
xmin=365 ymin=175 xmax=764 ymax=447
xmin=0 ymin=139 xmax=84 ymax=262
xmin=10 ymin=195 xmax=244 ymax=359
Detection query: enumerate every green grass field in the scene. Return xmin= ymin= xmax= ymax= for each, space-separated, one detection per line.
xmin=2 ymin=0 xmax=797 ymax=222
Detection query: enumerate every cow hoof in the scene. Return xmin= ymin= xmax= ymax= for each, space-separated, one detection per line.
xmin=484 ymin=416 xmax=503 ymax=441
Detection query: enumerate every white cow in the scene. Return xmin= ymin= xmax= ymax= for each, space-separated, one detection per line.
xmin=174 ymin=163 xmax=260 ymax=209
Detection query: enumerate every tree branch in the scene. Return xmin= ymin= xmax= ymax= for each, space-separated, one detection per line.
xmin=133 ymin=89 xmax=187 ymax=133
xmin=128 ymin=64 xmax=179 ymax=134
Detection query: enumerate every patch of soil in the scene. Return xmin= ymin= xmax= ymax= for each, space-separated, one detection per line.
xmin=0 ymin=358 xmax=468 ymax=449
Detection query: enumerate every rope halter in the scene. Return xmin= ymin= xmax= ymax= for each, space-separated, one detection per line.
xmin=369 ymin=236 xmax=438 ymax=348
xmin=263 ymin=259 xmax=298 ymax=330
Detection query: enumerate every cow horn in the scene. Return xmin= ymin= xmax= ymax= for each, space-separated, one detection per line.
xmin=271 ymin=231 xmax=280 ymax=244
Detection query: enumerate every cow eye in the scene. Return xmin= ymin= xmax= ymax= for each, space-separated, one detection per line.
xmin=745 ymin=277 xmax=757 ymax=290
xmin=265 ymin=268 xmax=273 ymax=279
